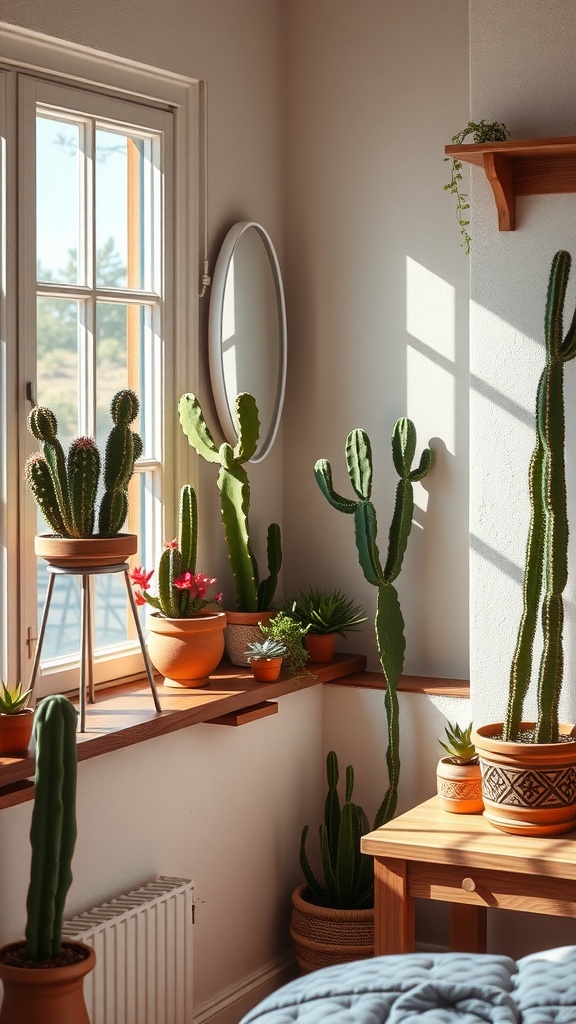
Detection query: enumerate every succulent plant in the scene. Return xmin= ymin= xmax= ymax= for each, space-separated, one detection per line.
xmin=281 ymin=587 xmax=367 ymax=636
xmin=505 ymin=251 xmax=576 ymax=743
xmin=438 ymin=722 xmax=478 ymax=764
xmin=25 ymin=694 xmax=78 ymax=960
xmin=315 ymin=418 xmax=432 ymax=828
xmin=178 ymin=392 xmax=281 ymax=612
xmin=259 ymin=613 xmax=310 ymax=675
xmin=0 ymin=681 xmax=32 ymax=715
xmin=129 ymin=484 xmax=221 ymax=619
xmin=25 ymin=389 xmax=142 ymax=539
xmin=300 ymin=751 xmax=373 ymax=909
xmin=243 ymin=637 xmax=287 ymax=662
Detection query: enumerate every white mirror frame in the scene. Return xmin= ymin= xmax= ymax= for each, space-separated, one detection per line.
xmin=208 ymin=221 xmax=287 ymax=463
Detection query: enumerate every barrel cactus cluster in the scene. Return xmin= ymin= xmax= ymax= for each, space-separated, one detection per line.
xmin=25 ymin=695 xmax=78 ymax=960
xmin=315 ymin=419 xmax=432 ymax=827
xmin=505 ymin=250 xmax=576 ymax=744
xmin=25 ymin=389 xmax=142 ymax=538
xmin=178 ymin=391 xmax=281 ymax=612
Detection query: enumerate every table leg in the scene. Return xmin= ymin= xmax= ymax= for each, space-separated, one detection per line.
xmin=450 ymin=904 xmax=487 ymax=953
xmin=374 ymin=856 xmax=415 ymax=955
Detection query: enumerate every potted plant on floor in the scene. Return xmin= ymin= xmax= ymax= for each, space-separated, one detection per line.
xmin=178 ymin=392 xmax=281 ymax=665
xmin=243 ymin=637 xmax=287 ymax=682
xmin=25 ymin=389 xmax=142 ymax=568
xmin=436 ymin=722 xmax=483 ymax=815
xmin=290 ymin=751 xmax=374 ymax=974
xmin=0 ymin=682 xmax=34 ymax=756
xmin=281 ymin=587 xmax=367 ymax=663
xmin=0 ymin=694 xmax=96 ymax=1023
xmin=473 ymin=251 xmax=576 ymax=836
xmin=129 ymin=484 xmax=226 ymax=687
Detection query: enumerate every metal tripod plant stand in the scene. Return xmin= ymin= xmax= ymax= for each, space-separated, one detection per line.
xmin=29 ymin=561 xmax=162 ymax=732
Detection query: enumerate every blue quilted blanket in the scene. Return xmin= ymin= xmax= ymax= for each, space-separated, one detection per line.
xmin=240 ymin=947 xmax=576 ymax=1023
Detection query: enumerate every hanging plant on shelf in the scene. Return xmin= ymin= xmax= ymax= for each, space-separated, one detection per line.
xmin=444 ymin=119 xmax=510 ymax=253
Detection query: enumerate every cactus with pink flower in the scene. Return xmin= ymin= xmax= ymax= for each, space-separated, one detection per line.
xmin=130 ymin=484 xmax=222 ymax=618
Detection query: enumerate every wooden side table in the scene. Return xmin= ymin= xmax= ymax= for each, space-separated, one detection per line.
xmin=361 ymin=796 xmax=576 ymax=956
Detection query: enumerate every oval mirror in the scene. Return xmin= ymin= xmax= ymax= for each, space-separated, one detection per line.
xmin=209 ymin=222 xmax=287 ymax=462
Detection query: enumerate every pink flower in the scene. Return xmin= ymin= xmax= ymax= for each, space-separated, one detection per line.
xmin=215 ymin=592 xmax=223 ymax=604
xmin=130 ymin=567 xmax=154 ymax=589
xmin=134 ymin=590 xmax=147 ymax=606
xmin=173 ymin=572 xmax=194 ymax=590
xmin=165 ymin=538 xmax=178 ymax=549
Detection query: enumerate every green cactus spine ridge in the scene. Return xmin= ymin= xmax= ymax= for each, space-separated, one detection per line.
xmin=315 ymin=418 xmax=432 ymax=830
xmin=178 ymin=391 xmax=282 ymax=611
xmin=299 ymin=751 xmax=374 ymax=909
xmin=25 ymin=694 xmax=78 ymax=960
xmin=27 ymin=389 xmax=140 ymax=538
xmin=505 ymin=251 xmax=576 ymax=744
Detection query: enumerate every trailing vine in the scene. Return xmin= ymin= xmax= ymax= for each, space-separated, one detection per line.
xmin=444 ymin=119 xmax=510 ymax=254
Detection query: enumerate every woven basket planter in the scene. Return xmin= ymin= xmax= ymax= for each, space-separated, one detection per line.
xmin=289 ymin=884 xmax=374 ymax=975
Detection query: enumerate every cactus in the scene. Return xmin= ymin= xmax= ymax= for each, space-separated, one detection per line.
xmin=25 ymin=389 xmax=141 ymax=539
xmin=129 ymin=484 xmax=221 ymax=618
xmin=299 ymin=751 xmax=373 ymax=909
xmin=505 ymin=251 xmax=576 ymax=743
xmin=178 ymin=392 xmax=282 ymax=612
xmin=315 ymin=419 xmax=432 ymax=827
xmin=25 ymin=694 xmax=78 ymax=960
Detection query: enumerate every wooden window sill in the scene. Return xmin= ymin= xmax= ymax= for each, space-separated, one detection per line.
xmin=326 ymin=672 xmax=470 ymax=698
xmin=0 ymin=654 xmax=366 ymax=808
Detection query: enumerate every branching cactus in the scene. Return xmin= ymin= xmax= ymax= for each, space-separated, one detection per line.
xmin=25 ymin=694 xmax=78 ymax=960
xmin=25 ymin=389 xmax=141 ymax=539
xmin=178 ymin=392 xmax=282 ymax=612
xmin=299 ymin=751 xmax=373 ymax=909
xmin=505 ymin=251 xmax=576 ymax=743
xmin=315 ymin=419 xmax=432 ymax=827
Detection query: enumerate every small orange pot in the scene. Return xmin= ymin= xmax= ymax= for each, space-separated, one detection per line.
xmin=473 ymin=722 xmax=576 ymax=836
xmin=0 ymin=709 xmax=34 ymax=756
xmin=251 ymin=658 xmax=283 ymax=683
xmin=436 ymin=757 xmax=483 ymax=814
xmin=146 ymin=611 xmax=226 ymax=687
xmin=304 ymin=633 xmax=336 ymax=663
xmin=0 ymin=941 xmax=95 ymax=1024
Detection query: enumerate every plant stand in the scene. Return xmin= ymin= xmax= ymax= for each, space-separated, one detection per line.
xmin=29 ymin=562 xmax=162 ymax=731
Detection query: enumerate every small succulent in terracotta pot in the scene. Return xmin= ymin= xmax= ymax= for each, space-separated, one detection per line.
xmin=0 ymin=681 xmax=34 ymax=756
xmin=243 ymin=637 xmax=286 ymax=682
xmin=437 ymin=722 xmax=483 ymax=815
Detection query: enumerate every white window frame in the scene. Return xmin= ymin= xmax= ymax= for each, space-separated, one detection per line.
xmin=0 ymin=22 xmax=201 ymax=693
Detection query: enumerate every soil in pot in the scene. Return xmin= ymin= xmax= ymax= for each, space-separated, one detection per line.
xmin=0 ymin=940 xmax=95 ymax=1024
xmin=289 ymin=884 xmax=373 ymax=975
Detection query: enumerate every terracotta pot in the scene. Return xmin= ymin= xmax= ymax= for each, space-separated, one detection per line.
xmin=0 ymin=941 xmax=95 ymax=1024
xmin=251 ymin=658 xmax=282 ymax=683
xmin=473 ymin=722 xmax=576 ymax=836
xmin=290 ymin=884 xmax=373 ymax=975
xmin=304 ymin=633 xmax=336 ymax=663
xmin=223 ymin=611 xmax=275 ymax=666
xmin=35 ymin=533 xmax=138 ymax=568
xmin=146 ymin=611 xmax=226 ymax=687
xmin=0 ymin=709 xmax=34 ymax=756
xmin=436 ymin=757 xmax=484 ymax=814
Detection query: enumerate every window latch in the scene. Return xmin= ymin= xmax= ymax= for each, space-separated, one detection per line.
xmin=26 ymin=382 xmax=36 ymax=407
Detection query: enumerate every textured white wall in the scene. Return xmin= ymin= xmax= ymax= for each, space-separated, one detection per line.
xmin=470 ymin=0 xmax=576 ymax=951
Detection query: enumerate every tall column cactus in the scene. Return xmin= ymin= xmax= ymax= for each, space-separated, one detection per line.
xmin=178 ymin=392 xmax=281 ymax=612
xmin=315 ymin=419 xmax=432 ymax=827
xmin=505 ymin=250 xmax=576 ymax=743
xmin=98 ymin=389 xmax=143 ymax=537
xmin=151 ymin=484 xmax=199 ymax=618
xmin=25 ymin=695 xmax=78 ymax=960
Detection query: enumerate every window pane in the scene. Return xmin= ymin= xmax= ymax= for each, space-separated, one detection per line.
xmin=36 ymin=117 xmax=80 ymax=284
xmin=96 ymin=130 xmax=154 ymax=292
xmin=96 ymin=301 xmax=155 ymax=457
xmin=37 ymin=296 xmax=80 ymax=447
xmin=36 ymin=561 xmax=80 ymax=661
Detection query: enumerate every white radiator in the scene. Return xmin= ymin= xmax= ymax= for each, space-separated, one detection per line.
xmin=62 ymin=875 xmax=194 ymax=1024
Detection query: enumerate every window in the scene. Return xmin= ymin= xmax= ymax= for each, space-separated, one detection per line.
xmin=0 ymin=24 xmax=199 ymax=695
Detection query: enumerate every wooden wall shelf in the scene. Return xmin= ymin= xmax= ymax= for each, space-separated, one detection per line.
xmin=444 ymin=136 xmax=576 ymax=231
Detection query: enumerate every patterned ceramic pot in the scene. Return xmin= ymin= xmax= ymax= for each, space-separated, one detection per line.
xmin=473 ymin=722 xmax=576 ymax=836
xmin=436 ymin=758 xmax=483 ymax=814
xmin=223 ymin=611 xmax=275 ymax=666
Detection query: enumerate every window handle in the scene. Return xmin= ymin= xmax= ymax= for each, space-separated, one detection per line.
xmin=26 ymin=381 xmax=36 ymax=407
